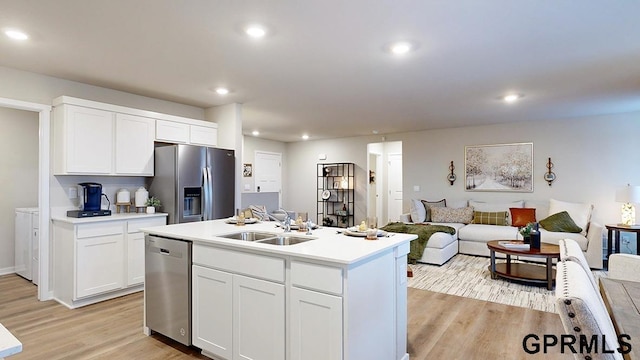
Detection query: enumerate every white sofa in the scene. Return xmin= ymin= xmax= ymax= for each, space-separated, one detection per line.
xmin=400 ymin=198 xmax=604 ymax=269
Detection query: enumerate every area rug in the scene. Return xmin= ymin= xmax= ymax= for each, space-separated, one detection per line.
xmin=408 ymin=254 xmax=560 ymax=313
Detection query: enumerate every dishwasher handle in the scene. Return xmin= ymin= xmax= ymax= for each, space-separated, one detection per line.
xmin=148 ymin=245 xmax=184 ymax=259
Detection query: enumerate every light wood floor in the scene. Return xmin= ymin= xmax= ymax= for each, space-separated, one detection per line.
xmin=0 ymin=274 xmax=571 ymax=359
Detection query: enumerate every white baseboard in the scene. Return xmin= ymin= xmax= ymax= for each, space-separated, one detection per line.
xmin=0 ymin=267 xmax=15 ymax=276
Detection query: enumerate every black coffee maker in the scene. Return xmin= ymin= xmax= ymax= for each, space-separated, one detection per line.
xmin=67 ymin=182 xmax=111 ymax=218
xmin=79 ymin=182 xmax=103 ymax=211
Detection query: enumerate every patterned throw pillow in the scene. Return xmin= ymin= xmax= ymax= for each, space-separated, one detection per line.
xmin=421 ymin=199 xmax=446 ymax=222
xmin=471 ymin=211 xmax=508 ymax=226
xmin=510 ymin=208 xmax=537 ymax=228
xmin=431 ymin=206 xmax=474 ymax=224
xmin=249 ymin=204 xmax=269 ymax=221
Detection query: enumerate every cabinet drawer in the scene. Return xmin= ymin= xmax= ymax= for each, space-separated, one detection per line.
xmin=127 ymin=217 xmax=166 ymax=233
xmin=193 ymin=244 xmax=284 ymax=283
xmin=291 ymin=261 xmax=343 ymax=295
xmin=77 ymin=222 xmax=124 ymax=238
xmin=156 ymin=120 xmax=189 ymax=143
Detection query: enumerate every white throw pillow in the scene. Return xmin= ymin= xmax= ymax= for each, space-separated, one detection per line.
xmin=548 ymin=199 xmax=593 ymax=235
xmin=468 ymin=200 xmax=524 ymax=225
xmin=410 ymin=199 xmax=426 ymax=223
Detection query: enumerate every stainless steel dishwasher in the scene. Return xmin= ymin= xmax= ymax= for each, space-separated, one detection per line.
xmin=145 ymin=235 xmax=192 ymax=346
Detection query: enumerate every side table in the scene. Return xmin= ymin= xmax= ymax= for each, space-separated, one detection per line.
xmin=605 ymin=224 xmax=640 ymax=259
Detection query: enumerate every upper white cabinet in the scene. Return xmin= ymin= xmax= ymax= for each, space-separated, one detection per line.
xmin=156 ymin=119 xmax=189 ymax=144
xmin=53 ymin=104 xmax=114 ymax=175
xmin=115 ymin=114 xmax=155 ymax=176
xmin=52 ymin=96 xmax=218 ymax=176
xmin=156 ymin=119 xmax=218 ymax=146
xmin=189 ymin=124 xmax=218 ymax=146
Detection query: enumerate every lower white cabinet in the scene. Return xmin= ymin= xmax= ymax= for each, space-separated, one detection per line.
xmin=76 ymin=234 xmax=124 ymax=298
xmin=192 ymin=254 xmax=285 ymax=360
xmin=52 ymin=215 xmax=166 ymax=308
xmin=192 ymin=265 xmax=233 ymax=359
xmin=290 ymin=287 xmax=343 ymax=360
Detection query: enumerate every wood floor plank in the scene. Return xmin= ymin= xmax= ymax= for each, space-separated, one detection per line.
xmin=0 ymin=274 xmax=572 ymax=359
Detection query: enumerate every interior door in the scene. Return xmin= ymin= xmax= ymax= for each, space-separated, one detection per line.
xmin=254 ymin=151 xmax=282 ymax=203
xmin=387 ymin=153 xmax=403 ymax=223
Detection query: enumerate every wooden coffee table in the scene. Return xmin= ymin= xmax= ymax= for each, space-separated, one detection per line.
xmin=487 ymin=240 xmax=561 ymax=290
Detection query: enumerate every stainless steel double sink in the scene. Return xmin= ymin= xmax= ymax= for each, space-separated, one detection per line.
xmin=218 ymin=231 xmax=315 ymax=246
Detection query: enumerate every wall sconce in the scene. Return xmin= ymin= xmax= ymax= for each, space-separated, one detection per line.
xmin=447 ymin=161 xmax=456 ymax=185
xmin=544 ymin=158 xmax=556 ymax=186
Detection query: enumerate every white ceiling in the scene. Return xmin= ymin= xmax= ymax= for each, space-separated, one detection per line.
xmin=1 ymin=1 xmax=639 ymax=142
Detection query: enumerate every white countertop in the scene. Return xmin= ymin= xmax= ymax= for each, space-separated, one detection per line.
xmin=142 ymin=219 xmax=416 ymax=265
xmin=0 ymin=324 xmax=21 ymax=359
xmin=51 ymin=212 xmax=167 ymax=224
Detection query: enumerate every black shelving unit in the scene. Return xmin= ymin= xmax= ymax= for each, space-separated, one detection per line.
xmin=317 ymin=163 xmax=355 ymax=228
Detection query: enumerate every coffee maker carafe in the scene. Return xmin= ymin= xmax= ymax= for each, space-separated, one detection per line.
xmin=79 ymin=182 xmax=103 ymax=211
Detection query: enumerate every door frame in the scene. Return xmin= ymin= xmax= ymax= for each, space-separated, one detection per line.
xmin=0 ymin=97 xmax=51 ymax=301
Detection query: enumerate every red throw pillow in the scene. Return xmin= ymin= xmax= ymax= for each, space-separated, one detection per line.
xmin=510 ymin=208 xmax=536 ymax=227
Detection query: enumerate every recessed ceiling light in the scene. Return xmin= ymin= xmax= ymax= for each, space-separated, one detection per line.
xmin=372 ymin=130 xmax=379 ymax=135
xmin=503 ymin=94 xmax=523 ymax=103
xmin=252 ymin=130 xmax=260 ymax=136
xmin=5 ymin=29 xmax=28 ymax=41
xmin=390 ymin=41 xmax=412 ymax=55
xmin=215 ymin=87 xmax=229 ymax=95
xmin=302 ymin=134 xmax=309 ymax=140
xmin=245 ymin=25 xmax=266 ymax=38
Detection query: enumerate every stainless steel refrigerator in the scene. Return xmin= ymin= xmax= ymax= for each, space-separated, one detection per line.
xmin=148 ymin=144 xmax=235 ymax=224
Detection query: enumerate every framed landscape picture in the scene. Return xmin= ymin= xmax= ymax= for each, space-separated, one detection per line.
xmin=465 ymin=142 xmax=533 ymax=192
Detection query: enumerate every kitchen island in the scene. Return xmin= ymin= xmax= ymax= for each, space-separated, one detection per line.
xmin=142 ymin=219 xmax=416 ymax=360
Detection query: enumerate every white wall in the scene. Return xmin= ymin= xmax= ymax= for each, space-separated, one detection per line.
xmin=285 ymin=112 xmax=640 ymax=231
xmin=0 ymin=107 xmax=39 ymax=271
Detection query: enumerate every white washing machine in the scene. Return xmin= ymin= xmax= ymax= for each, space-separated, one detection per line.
xmin=15 ymin=207 xmax=39 ymax=284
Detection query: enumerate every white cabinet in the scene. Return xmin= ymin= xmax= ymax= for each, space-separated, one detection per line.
xmin=233 ymin=274 xmax=285 ymax=360
xmin=76 ymin=233 xmax=124 ymax=298
xmin=192 ymin=246 xmax=285 ymax=360
xmin=115 ymin=114 xmax=155 ymax=176
xmin=53 ymin=104 xmax=155 ymax=176
xmin=190 ymin=124 xmax=218 ymax=146
xmin=192 ymin=265 xmax=233 ymax=360
xmin=156 ymin=119 xmax=218 ymax=146
xmin=53 ymin=104 xmax=114 ymax=175
xmin=52 ymin=214 xmax=167 ymax=308
xmin=156 ymin=119 xmax=189 ymax=144
xmin=290 ymin=287 xmax=343 ymax=360
xmin=126 ymin=217 xmax=166 ymax=286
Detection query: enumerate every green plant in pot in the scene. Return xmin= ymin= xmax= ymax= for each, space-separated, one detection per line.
xmin=519 ymin=222 xmax=534 ymax=243
xmin=145 ymin=196 xmax=161 ymax=214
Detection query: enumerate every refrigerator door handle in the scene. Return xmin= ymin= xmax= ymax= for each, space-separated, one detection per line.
xmin=202 ymin=167 xmax=210 ymax=221
xmin=206 ymin=167 xmax=213 ymax=220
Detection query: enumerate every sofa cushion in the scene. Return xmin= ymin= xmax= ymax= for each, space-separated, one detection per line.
xmin=469 ymin=200 xmax=524 ymax=225
xmin=471 ymin=211 xmax=508 ymax=226
xmin=548 ymin=198 xmax=593 ymax=236
xmin=421 ymin=199 xmax=446 ymax=221
xmin=458 ymin=224 xmax=519 ymax=242
xmin=539 ymin=211 xmax=582 ymax=233
xmin=539 ymin=229 xmax=589 ymax=250
xmin=509 ymin=207 xmax=537 ymax=227
xmin=431 ymin=206 xmax=473 ymax=224
xmin=410 ymin=199 xmax=426 ymax=223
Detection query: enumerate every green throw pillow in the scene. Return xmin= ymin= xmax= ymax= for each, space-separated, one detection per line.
xmin=471 ymin=211 xmax=508 ymax=226
xmin=539 ymin=211 xmax=582 ymax=233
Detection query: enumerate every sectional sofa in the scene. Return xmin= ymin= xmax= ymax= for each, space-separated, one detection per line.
xmin=400 ymin=198 xmax=604 ymax=269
